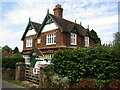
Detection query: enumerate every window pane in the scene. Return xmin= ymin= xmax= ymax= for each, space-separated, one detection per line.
xmin=46 ymin=33 xmax=56 ymax=45
xmin=26 ymin=38 xmax=32 ymax=47
xmin=71 ymin=33 xmax=77 ymax=45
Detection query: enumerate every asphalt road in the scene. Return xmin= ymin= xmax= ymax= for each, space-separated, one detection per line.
xmin=2 ymin=80 xmax=24 ymax=88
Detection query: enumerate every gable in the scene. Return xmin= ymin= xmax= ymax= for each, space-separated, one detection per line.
xmin=41 ymin=23 xmax=58 ymax=33
xmin=21 ymin=21 xmax=41 ymax=40
xmin=26 ymin=29 xmax=36 ymax=36
xmin=37 ymin=14 xmax=62 ymax=36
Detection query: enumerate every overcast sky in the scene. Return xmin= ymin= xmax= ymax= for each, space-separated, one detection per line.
xmin=0 ymin=0 xmax=119 ymax=51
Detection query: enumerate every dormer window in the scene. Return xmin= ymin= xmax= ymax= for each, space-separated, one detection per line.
xmin=71 ymin=33 xmax=77 ymax=45
xmin=46 ymin=33 xmax=56 ymax=45
xmin=26 ymin=38 xmax=32 ymax=47
xmin=85 ymin=36 xmax=89 ymax=47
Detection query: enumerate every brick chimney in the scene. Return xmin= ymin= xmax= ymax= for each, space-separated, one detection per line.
xmin=53 ymin=4 xmax=63 ymax=18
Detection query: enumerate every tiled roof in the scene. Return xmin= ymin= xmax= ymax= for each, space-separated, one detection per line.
xmin=34 ymin=48 xmax=43 ymax=56
xmin=2 ymin=51 xmax=12 ymax=57
xmin=22 ymin=48 xmax=43 ymax=56
xmin=30 ymin=21 xmax=41 ymax=32
xmin=50 ymin=14 xmax=87 ymax=36
xmin=22 ymin=50 xmax=32 ymax=55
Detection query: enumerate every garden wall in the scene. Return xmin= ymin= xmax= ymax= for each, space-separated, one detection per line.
xmin=2 ymin=68 xmax=15 ymax=80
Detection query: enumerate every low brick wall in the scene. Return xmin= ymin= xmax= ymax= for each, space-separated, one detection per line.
xmin=2 ymin=68 xmax=15 ymax=80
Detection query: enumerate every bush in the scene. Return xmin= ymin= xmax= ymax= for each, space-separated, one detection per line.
xmin=50 ymin=46 xmax=120 ymax=82
xmin=2 ymin=53 xmax=24 ymax=69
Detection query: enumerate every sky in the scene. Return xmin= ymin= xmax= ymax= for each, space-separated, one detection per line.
xmin=0 ymin=0 xmax=119 ymax=52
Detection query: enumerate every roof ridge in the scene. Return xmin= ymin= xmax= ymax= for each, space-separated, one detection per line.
xmin=49 ymin=14 xmax=85 ymax=29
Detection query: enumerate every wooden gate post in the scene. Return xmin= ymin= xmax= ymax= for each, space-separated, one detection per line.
xmin=16 ymin=62 xmax=25 ymax=80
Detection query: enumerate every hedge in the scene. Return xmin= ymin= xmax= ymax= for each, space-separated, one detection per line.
xmin=2 ymin=54 xmax=24 ymax=69
xmin=50 ymin=46 xmax=120 ymax=82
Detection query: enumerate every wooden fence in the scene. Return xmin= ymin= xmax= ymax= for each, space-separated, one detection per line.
xmin=25 ymin=65 xmax=40 ymax=84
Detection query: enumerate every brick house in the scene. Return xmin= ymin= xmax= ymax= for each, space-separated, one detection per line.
xmin=21 ymin=4 xmax=100 ymax=59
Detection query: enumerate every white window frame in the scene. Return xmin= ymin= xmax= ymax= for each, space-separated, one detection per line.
xmin=71 ymin=33 xmax=77 ymax=45
xmin=26 ymin=38 xmax=32 ymax=47
xmin=85 ymin=36 xmax=89 ymax=47
xmin=46 ymin=33 xmax=56 ymax=45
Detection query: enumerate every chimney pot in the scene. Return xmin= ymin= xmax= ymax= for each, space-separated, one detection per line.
xmin=53 ymin=4 xmax=63 ymax=18
xmin=55 ymin=4 xmax=61 ymax=8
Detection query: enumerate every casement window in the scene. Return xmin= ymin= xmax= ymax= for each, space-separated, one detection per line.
xmin=46 ymin=33 xmax=56 ymax=45
xmin=37 ymin=39 xmax=41 ymax=44
xmin=85 ymin=36 xmax=89 ymax=47
xmin=71 ymin=33 xmax=77 ymax=45
xmin=26 ymin=38 xmax=32 ymax=47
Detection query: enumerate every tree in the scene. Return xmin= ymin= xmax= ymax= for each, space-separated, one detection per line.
xmin=13 ymin=47 xmax=19 ymax=54
xmin=2 ymin=45 xmax=12 ymax=53
xmin=113 ymin=32 xmax=120 ymax=58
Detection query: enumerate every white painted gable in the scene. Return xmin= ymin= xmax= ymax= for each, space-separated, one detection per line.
xmin=26 ymin=29 xmax=36 ymax=36
xmin=41 ymin=23 xmax=58 ymax=33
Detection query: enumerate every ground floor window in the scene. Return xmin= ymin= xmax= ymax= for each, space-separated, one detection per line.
xmin=43 ymin=54 xmax=53 ymax=59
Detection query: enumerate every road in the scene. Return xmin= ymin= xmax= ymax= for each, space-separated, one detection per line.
xmin=2 ymin=80 xmax=24 ymax=89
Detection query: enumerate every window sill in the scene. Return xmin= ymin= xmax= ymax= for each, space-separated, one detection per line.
xmin=46 ymin=43 xmax=56 ymax=45
xmin=85 ymin=45 xmax=89 ymax=47
xmin=26 ymin=46 xmax=32 ymax=47
xmin=71 ymin=43 xmax=77 ymax=45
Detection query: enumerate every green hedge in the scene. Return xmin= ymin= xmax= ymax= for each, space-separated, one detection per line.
xmin=2 ymin=54 xmax=24 ymax=69
xmin=50 ymin=46 xmax=120 ymax=82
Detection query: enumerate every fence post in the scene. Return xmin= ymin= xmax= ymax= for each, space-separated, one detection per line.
xmin=16 ymin=62 xmax=25 ymax=80
xmin=39 ymin=67 xmax=44 ymax=88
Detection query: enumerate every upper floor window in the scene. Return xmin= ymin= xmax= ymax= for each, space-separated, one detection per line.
xmin=71 ymin=33 xmax=77 ymax=45
xmin=26 ymin=38 xmax=32 ymax=47
xmin=85 ymin=36 xmax=89 ymax=47
xmin=46 ymin=33 xmax=56 ymax=45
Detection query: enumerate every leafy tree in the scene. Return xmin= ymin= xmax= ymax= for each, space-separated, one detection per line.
xmin=13 ymin=47 xmax=19 ymax=54
xmin=113 ymin=32 xmax=120 ymax=58
xmin=2 ymin=45 xmax=12 ymax=53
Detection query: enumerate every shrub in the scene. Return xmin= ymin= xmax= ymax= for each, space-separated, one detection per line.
xmin=50 ymin=46 xmax=120 ymax=82
xmin=2 ymin=53 xmax=24 ymax=69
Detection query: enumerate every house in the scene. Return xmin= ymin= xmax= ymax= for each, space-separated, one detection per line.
xmin=21 ymin=4 xmax=100 ymax=60
xmin=2 ymin=51 xmax=12 ymax=57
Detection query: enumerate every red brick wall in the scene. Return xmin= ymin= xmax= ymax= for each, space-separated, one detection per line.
xmin=23 ymin=29 xmax=96 ymax=51
xmin=64 ymin=32 xmax=85 ymax=48
xmin=89 ymin=37 xmax=96 ymax=47
xmin=23 ymin=34 xmax=37 ymax=50
xmin=36 ymin=29 xmax=64 ymax=48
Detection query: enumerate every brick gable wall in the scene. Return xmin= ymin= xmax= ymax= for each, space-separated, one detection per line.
xmin=23 ymin=34 xmax=37 ymax=50
xmin=36 ymin=29 xmax=65 ymax=48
